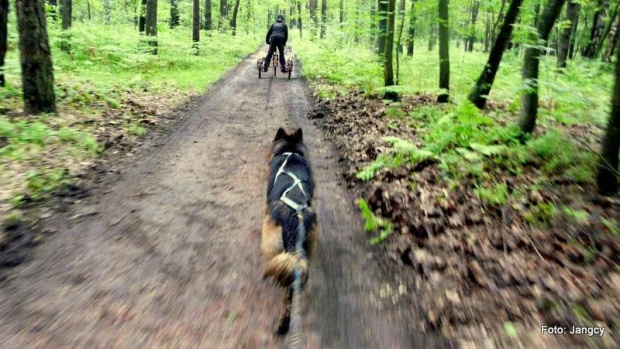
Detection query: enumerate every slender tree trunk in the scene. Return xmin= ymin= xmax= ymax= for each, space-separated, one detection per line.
xmin=397 ymin=0 xmax=405 ymax=53
xmin=370 ymin=2 xmax=376 ymax=46
xmin=407 ymin=0 xmax=416 ymax=56
xmin=170 ymin=0 xmax=179 ymax=28
xmin=597 ymin=2 xmax=620 ymax=58
xmin=483 ymin=11 xmax=490 ymax=51
xmin=340 ymin=0 xmax=344 ymax=23
xmin=396 ymin=0 xmax=406 ymax=83
xmin=597 ymin=46 xmax=620 ymax=194
xmin=192 ymin=0 xmax=200 ymax=54
xmin=557 ymin=1 xmax=580 ymax=68
xmin=59 ymin=0 xmax=71 ymax=53
xmin=15 ymin=0 xmax=56 ymax=114
xmin=519 ymin=0 xmax=566 ymax=133
xmin=605 ymin=17 xmax=620 ymax=61
xmin=0 ymin=0 xmax=7 ymax=87
xmin=86 ymin=0 xmax=90 ymax=20
xmin=48 ymin=0 xmax=57 ymax=21
xmin=230 ymin=0 xmax=240 ymax=34
xmin=467 ymin=0 xmax=480 ymax=51
xmin=583 ymin=0 xmax=608 ymax=58
xmin=321 ymin=0 xmax=327 ymax=38
xmin=219 ymin=0 xmax=227 ymax=29
xmin=139 ymin=0 xmax=146 ymax=33
xmin=491 ymin=0 xmax=506 ymax=41
xmin=438 ymin=0 xmax=450 ymax=103
xmin=298 ymin=1 xmax=303 ymax=38
xmin=384 ymin=0 xmax=397 ymax=99
xmin=103 ymin=0 xmax=110 ymax=25
xmin=468 ymin=0 xmax=523 ymax=108
xmin=204 ymin=0 xmax=212 ymax=30
xmin=145 ymin=0 xmax=157 ymax=54
xmin=428 ymin=21 xmax=436 ymax=51
xmin=377 ymin=0 xmax=388 ymax=53
xmin=310 ymin=0 xmax=317 ymax=38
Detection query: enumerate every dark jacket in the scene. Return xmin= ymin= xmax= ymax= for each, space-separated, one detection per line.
xmin=266 ymin=21 xmax=288 ymax=45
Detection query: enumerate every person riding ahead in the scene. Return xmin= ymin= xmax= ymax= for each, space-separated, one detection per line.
xmin=264 ymin=14 xmax=288 ymax=73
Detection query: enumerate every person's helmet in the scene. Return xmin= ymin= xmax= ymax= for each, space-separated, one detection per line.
xmin=277 ymin=14 xmax=284 ymax=22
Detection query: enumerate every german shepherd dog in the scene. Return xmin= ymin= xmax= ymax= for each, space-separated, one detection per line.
xmin=262 ymin=128 xmax=320 ymax=334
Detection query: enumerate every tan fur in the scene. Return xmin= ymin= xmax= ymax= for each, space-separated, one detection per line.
xmin=261 ymin=214 xmax=284 ymax=259
xmin=265 ymin=253 xmax=308 ymax=287
xmin=261 ymin=212 xmax=320 ymax=287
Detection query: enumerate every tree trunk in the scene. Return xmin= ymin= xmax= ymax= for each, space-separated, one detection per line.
xmin=0 ymin=0 xmax=7 ymax=87
xmin=597 ymin=2 xmax=620 ymax=58
xmin=468 ymin=0 xmax=523 ymax=109
xmin=396 ymin=0 xmax=406 ymax=83
xmin=597 ymin=46 xmax=620 ymax=194
xmin=377 ymin=0 xmax=388 ymax=53
xmin=491 ymin=0 xmax=506 ymax=42
xmin=340 ymin=0 xmax=344 ymax=23
xmin=87 ymin=0 xmax=90 ymax=20
xmin=438 ymin=0 xmax=449 ymax=103
xmin=204 ymin=0 xmax=212 ymax=30
xmin=604 ymin=16 xmax=620 ymax=61
xmin=428 ymin=22 xmax=436 ymax=51
xmin=397 ymin=0 xmax=405 ymax=53
xmin=60 ymin=0 xmax=71 ymax=53
xmin=103 ymin=0 xmax=110 ymax=25
xmin=219 ymin=0 xmax=227 ymax=29
xmin=145 ymin=0 xmax=157 ymax=54
xmin=298 ymin=1 xmax=303 ymax=38
xmin=407 ymin=0 xmax=415 ymax=56
xmin=170 ymin=0 xmax=179 ymax=28
xmin=467 ymin=0 xmax=480 ymax=51
xmin=321 ymin=0 xmax=327 ymax=38
xmin=15 ymin=0 xmax=56 ymax=114
xmin=518 ymin=0 xmax=566 ymax=134
xmin=384 ymin=0 xmax=397 ymax=99
xmin=310 ymin=0 xmax=317 ymax=38
xmin=139 ymin=0 xmax=146 ymax=33
xmin=193 ymin=0 xmax=200 ymax=54
xmin=230 ymin=0 xmax=240 ymax=35
xmin=557 ymin=1 xmax=580 ymax=68
xmin=583 ymin=0 xmax=608 ymax=58
xmin=48 ymin=0 xmax=57 ymax=21
xmin=484 ymin=11 xmax=490 ymax=52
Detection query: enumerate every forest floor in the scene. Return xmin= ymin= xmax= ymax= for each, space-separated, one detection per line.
xmin=308 ymin=92 xmax=620 ymax=348
xmin=0 ymin=49 xmax=452 ymax=348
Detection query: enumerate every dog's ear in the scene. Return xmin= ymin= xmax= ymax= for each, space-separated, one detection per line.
xmin=274 ymin=128 xmax=287 ymax=141
xmin=294 ymin=128 xmax=303 ymax=143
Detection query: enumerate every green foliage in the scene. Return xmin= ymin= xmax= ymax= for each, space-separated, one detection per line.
xmin=127 ymin=124 xmax=148 ymax=137
xmin=25 ymin=169 xmax=71 ymax=200
xmin=524 ymin=201 xmax=558 ymax=227
xmin=527 ymin=131 xmax=597 ymax=184
xmin=602 ymin=218 xmax=620 ymax=236
xmin=357 ymin=137 xmax=433 ymax=181
xmin=358 ymin=198 xmax=393 ymax=245
xmin=475 ymin=182 xmax=509 ymax=207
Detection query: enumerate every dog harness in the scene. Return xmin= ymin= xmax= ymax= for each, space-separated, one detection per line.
xmin=274 ymin=152 xmax=308 ymax=212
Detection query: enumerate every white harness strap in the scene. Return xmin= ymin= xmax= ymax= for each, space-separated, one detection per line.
xmin=274 ymin=152 xmax=308 ymax=212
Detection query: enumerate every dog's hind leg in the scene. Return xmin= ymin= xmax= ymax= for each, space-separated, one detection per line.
xmin=275 ymin=287 xmax=293 ymax=335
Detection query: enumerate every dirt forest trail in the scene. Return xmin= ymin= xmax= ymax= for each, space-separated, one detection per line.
xmin=0 ymin=49 xmax=449 ymax=348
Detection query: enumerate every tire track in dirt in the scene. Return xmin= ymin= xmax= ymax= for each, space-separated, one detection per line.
xmin=0 ymin=49 xmax=450 ymax=348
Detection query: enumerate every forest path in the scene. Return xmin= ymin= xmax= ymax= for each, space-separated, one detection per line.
xmin=0 ymin=48 xmax=448 ymax=348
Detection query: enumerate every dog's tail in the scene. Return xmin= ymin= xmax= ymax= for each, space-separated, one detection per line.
xmin=265 ymin=252 xmax=308 ymax=288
